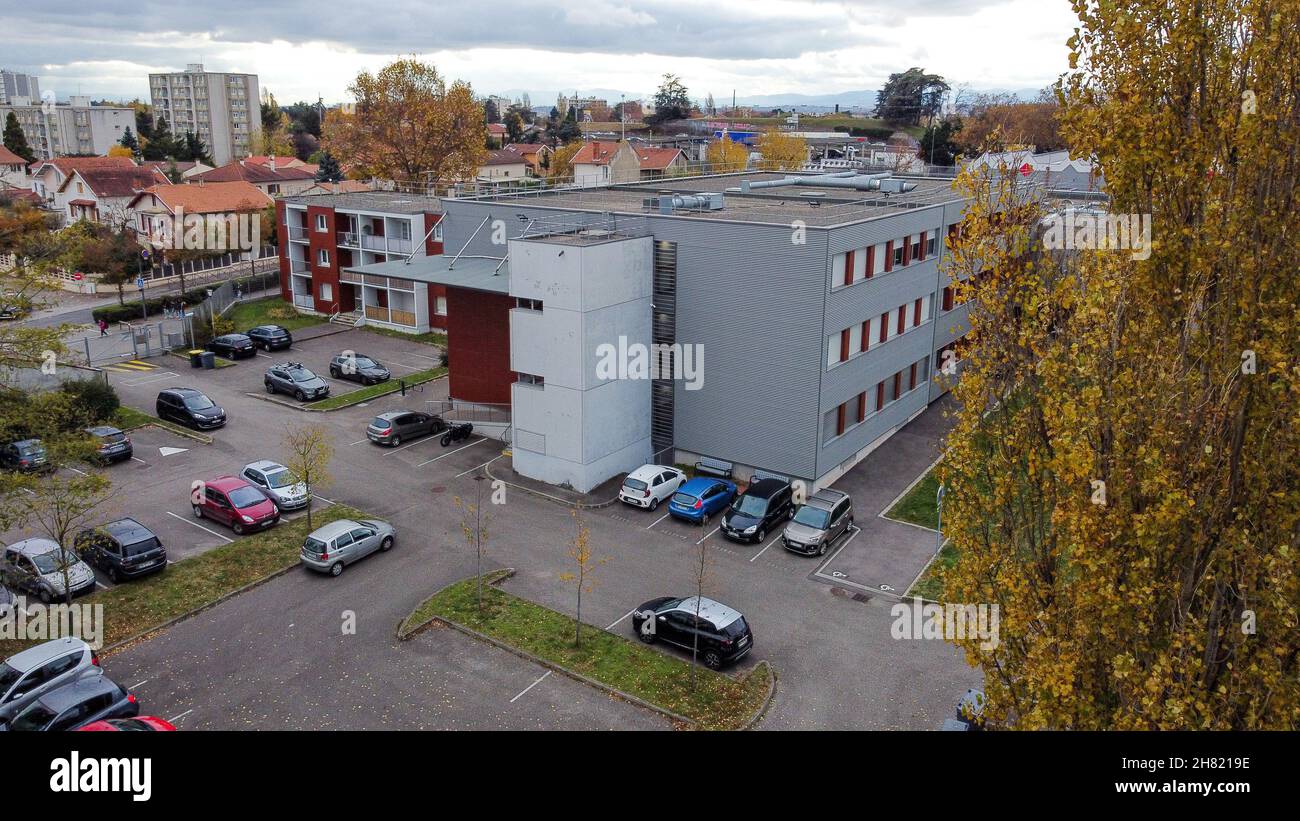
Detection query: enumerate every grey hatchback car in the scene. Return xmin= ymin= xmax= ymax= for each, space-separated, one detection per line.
xmin=265 ymin=362 xmax=330 ymax=401
xmin=0 ymin=637 xmax=100 ymax=726
xmin=241 ymin=460 xmax=309 ymax=510
xmin=366 ymin=411 xmax=444 ymax=446
xmin=2 ymin=671 xmax=137 ymax=731
xmin=300 ymin=518 xmax=395 ymax=576
xmin=781 ymin=488 xmax=854 ymax=556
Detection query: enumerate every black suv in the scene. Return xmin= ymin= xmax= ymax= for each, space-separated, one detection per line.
xmin=156 ymin=388 xmax=226 ymax=429
xmin=74 ymin=518 xmax=167 ymax=583
xmin=264 ymin=362 xmax=330 ymax=401
xmin=329 ymin=352 xmax=391 ymax=386
xmin=205 ymin=333 xmax=256 ymax=359
xmin=245 ymin=325 xmax=293 ymax=351
xmin=0 ymin=439 xmax=50 ymax=473
xmin=631 ymin=596 xmax=754 ymax=669
xmin=721 ymin=477 xmax=794 ymax=543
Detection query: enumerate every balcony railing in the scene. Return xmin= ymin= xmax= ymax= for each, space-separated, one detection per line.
xmin=286 ymin=226 xmax=308 ymax=242
xmin=336 ymin=231 xmax=360 ymax=247
xmin=359 ymin=234 xmax=388 ymax=252
xmin=289 ymin=259 xmax=311 ymax=274
xmin=387 ymin=237 xmax=413 ymax=254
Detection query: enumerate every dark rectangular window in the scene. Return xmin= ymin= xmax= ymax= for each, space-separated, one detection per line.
xmin=909 ymin=363 xmax=917 ymax=391
xmin=942 ymin=286 xmax=954 ymax=311
xmin=893 ymin=242 xmax=904 ymax=267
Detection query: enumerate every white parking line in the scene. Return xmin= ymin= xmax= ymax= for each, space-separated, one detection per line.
xmin=509 ymin=671 xmax=552 ymax=704
xmin=384 ymin=434 xmax=445 ymax=455
xmin=66 ymin=466 xmax=88 ymax=476
xmin=415 ymin=437 xmax=485 ymax=466
xmin=453 ymin=455 xmax=500 ymax=479
xmin=130 ymin=679 xmax=150 ymax=689
xmin=408 ymin=352 xmax=441 ymax=361
xmin=165 ymin=510 xmax=235 ymax=543
xmin=749 ymin=536 xmax=777 ymax=562
xmin=348 ymin=440 xmax=367 ymax=446
xmin=167 ymin=709 xmax=193 ymax=723
xmin=124 ymin=372 xmax=178 ymax=387
xmin=131 ymin=457 xmax=148 ymax=464
xmin=647 ymin=512 xmax=670 ymax=529
xmin=604 ymin=609 xmax=636 ymax=630
xmin=312 ymin=493 xmax=336 ymax=505
xmin=696 ymin=525 xmax=720 ymax=545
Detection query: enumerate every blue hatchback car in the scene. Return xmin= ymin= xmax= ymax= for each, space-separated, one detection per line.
xmin=668 ymin=477 xmax=738 ymax=524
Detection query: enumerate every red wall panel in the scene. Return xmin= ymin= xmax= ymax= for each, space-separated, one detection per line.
xmin=446 ymin=288 xmax=512 ymax=405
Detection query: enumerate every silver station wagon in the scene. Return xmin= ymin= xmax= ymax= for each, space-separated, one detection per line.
xmin=300 ymin=519 xmax=395 ymax=577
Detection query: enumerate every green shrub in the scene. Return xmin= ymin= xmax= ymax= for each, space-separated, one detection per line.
xmin=61 ymin=378 xmax=120 ymax=423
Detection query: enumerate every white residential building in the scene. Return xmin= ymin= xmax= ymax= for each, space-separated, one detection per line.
xmin=0 ymin=70 xmax=40 ymax=105
xmin=0 ymin=96 xmax=135 ymax=160
xmin=148 ymin=64 xmax=260 ymax=166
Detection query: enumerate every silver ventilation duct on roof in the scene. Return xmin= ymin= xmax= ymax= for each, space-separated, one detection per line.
xmin=642 ymin=192 xmax=725 ymax=214
xmin=729 ymin=171 xmax=918 ymax=194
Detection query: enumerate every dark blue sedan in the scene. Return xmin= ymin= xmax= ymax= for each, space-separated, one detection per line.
xmin=668 ymin=477 xmax=738 ymax=525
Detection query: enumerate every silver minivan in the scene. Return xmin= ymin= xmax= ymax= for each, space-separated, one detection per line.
xmin=300 ymin=519 xmax=395 ymax=577
xmin=0 ymin=637 xmax=100 ymax=727
xmin=781 ymin=489 xmax=854 ymax=556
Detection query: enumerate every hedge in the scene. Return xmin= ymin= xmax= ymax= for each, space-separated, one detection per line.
xmin=92 ymin=287 xmax=213 ymax=324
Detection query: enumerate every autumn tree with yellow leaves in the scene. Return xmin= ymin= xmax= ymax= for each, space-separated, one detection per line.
xmin=323 ymin=58 xmax=487 ymax=183
xmin=936 ymin=0 xmax=1299 ymax=730
xmin=755 ymin=131 xmax=807 ymax=171
xmin=706 ymin=136 xmax=749 ymax=173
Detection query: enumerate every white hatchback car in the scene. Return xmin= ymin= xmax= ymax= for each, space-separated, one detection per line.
xmin=619 ymin=465 xmax=687 ymax=512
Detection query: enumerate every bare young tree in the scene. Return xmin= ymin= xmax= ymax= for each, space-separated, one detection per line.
xmin=690 ymin=516 xmax=716 ymax=689
xmin=281 ymin=424 xmax=334 ymax=530
xmin=23 ymin=472 xmax=115 ymax=604
xmin=559 ymin=509 xmax=605 ymax=648
xmin=453 ymin=477 xmax=490 ymax=613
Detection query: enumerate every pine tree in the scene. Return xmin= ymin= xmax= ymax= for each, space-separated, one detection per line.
xmin=3 ymin=112 xmax=36 ymax=163
xmin=315 ymin=151 xmax=343 ymax=182
xmin=119 ymin=127 xmax=139 ymax=154
xmin=142 ymin=116 xmax=177 ymax=161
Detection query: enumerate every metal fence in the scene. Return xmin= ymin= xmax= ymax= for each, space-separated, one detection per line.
xmin=425 ymin=399 xmax=511 ymax=425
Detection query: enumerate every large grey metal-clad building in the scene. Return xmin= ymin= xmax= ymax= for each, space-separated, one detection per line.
xmin=421 ymin=170 xmax=973 ymax=491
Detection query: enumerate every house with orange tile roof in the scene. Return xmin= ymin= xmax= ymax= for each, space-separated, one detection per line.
xmin=129 ymin=180 xmax=273 ymax=257
xmin=57 ymin=165 xmax=172 ymax=227
xmin=189 ymin=158 xmax=318 ymax=197
xmin=571 ymin=140 xmax=640 ymax=185
xmin=0 ymin=144 xmax=28 ymax=189
xmin=28 ymin=155 xmax=136 ymax=212
xmin=502 ymin=143 xmax=552 ymax=176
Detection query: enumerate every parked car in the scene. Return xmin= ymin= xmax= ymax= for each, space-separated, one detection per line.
xmin=619 ymin=465 xmax=686 ymax=512
xmin=0 ymin=539 xmax=96 ymax=603
xmin=73 ymin=517 xmax=167 ymax=583
xmin=85 ymin=425 xmax=132 ymax=464
xmin=0 ymin=672 xmax=138 ymax=731
xmin=0 ymin=583 xmax=13 ymax=618
xmin=79 ymin=716 xmax=176 ymax=731
xmin=0 ymin=303 xmax=26 ymax=320
xmin=0 ymin=438 xmax=50 ymax=473
xmin=205 ymin=333 xmax=256 ymax=359
xmin=156 ymin=388 xmax=226 ymax=430
xmin=244 ymin=324 xmax=293 ymax=351
xmin=721 ymin=477 xmax=794 ymax=543
xmin=631 ymin=596 xmax=754 ymax=669
xmin=241 ymin=460 xmax=309 ymax=511
xmin=667 ymin=477 xmax=737 ymax=525
xmin=366 ymin=411 xmax=444 ymax=447
xmin=329 ymin=352 xmax=391 ymax=385
xmin=192 ymin=475 xmax=280 ymax=535
xmin=299 ymin=518 xmax=395 ymax=577
xmin=782 ymin=488 xmax=854 ymax=556
xmin=0 ymin=638 xmax=100 ymax=727
xmin=264 ymin=362 xmax=330 ymax=401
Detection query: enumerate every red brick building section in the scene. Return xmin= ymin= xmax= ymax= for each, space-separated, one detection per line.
xmin=445 ymin=287 xmax=512 ymax=405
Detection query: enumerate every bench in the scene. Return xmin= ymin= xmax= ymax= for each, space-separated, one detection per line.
xmin=694 ymin=457 xmax=734 ymax=479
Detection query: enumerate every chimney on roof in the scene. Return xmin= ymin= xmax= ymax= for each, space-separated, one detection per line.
xmin=269 ymin=155 xmax=276 ymax=172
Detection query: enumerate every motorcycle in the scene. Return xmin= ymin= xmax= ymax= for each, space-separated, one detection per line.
xmin=440 ymin=422 xmax=474 ymax=447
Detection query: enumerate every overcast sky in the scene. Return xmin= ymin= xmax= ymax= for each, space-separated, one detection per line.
xmin=2 ymin=0 xmax=1078 ymax=106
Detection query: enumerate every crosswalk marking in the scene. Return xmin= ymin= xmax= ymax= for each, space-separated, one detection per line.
xmin=101 ymin=359 xmax=160 ymax=373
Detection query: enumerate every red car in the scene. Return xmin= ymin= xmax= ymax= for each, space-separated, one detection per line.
xmin=193 ymin=475 xmax=280 ymax=535
xmin=79 ymin=716 xmax=176 ymax=731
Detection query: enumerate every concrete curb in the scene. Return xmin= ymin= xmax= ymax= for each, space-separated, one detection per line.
xmin=116 ymin=420 xmax=213 ymax=445
xmin=245 ymin=372 xmax=448 ymax=413
xmin=739 ymin=660 xmax=778 ymax=731
xmin=482 ymin=462 xmax=622 ymax=510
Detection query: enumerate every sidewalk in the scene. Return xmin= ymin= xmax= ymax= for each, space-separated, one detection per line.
xmin=483 ymin=461 xmax=625 ymax=508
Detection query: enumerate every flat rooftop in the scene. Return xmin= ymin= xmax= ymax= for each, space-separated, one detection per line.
xmin=347 ymin=254 xmax=509 ymax=294
xmin=283 ymin=190 xmax=441 ymax=215
xmin=457 ymin=171 xmax=967 ymax=227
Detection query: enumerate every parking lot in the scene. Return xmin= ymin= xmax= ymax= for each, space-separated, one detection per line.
xmin=4 ymin=321 xmax=978 ymax=730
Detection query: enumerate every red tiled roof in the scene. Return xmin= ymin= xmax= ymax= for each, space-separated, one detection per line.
xmin=30 ymin=155 xmax=135 ymax=177
xmin=571 ymin=140 xmax=623 ymax=166
xmin=67 ymin=199 xmax=97 ymax=207
xmin=192 ymin=160 xmax=315 ymax=184
xmin=504 ymin=143 xmax=548 ymax=157
xmin=487 ymin=123 xmax=507 ymax=135
xmin=58 ymin=166 xmax=171 ymax=199
xmin=0 ymin=145 xmax=28 ymax=166
xmin=482 ymin=146 xmax=530 ymax=166
xmin=633 ymin=146 xmax=684 ymax=170
xmin=140 ymin=160 xmax=199 ymax=174
xmin=129 ymin=181 xmax=272 ymax=214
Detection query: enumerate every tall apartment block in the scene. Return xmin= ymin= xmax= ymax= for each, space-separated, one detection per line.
xmin=0 ymin=70 xmax=41 ymax=105
xmin=149 ymin=64 xmax=260 ymax=165
xmin=0 ymin=96 xmax=135 ymax=160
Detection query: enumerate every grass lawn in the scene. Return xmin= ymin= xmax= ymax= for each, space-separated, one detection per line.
xmin=907 ymin=541 xmax=959 ymax=601
xmin=0 ymin=504 xmax=366 ymax=657
xmin=885 ymin=467 xmax=942 ymax=529
xmin=113 ymin=405 xmax=211 ymax=441
xmin=306 ymin=367 xmax=446 ymax=410
xmin=226 ymin=297 xmax=326 ymax=332
xmin=361 ymin=324 xmax=447 ymax=348
xmin=405 ymin=574 xmax=773 ymax=730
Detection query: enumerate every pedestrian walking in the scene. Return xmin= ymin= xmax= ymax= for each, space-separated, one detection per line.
xmin=97 ymin=318 xmax=108 ymax=337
